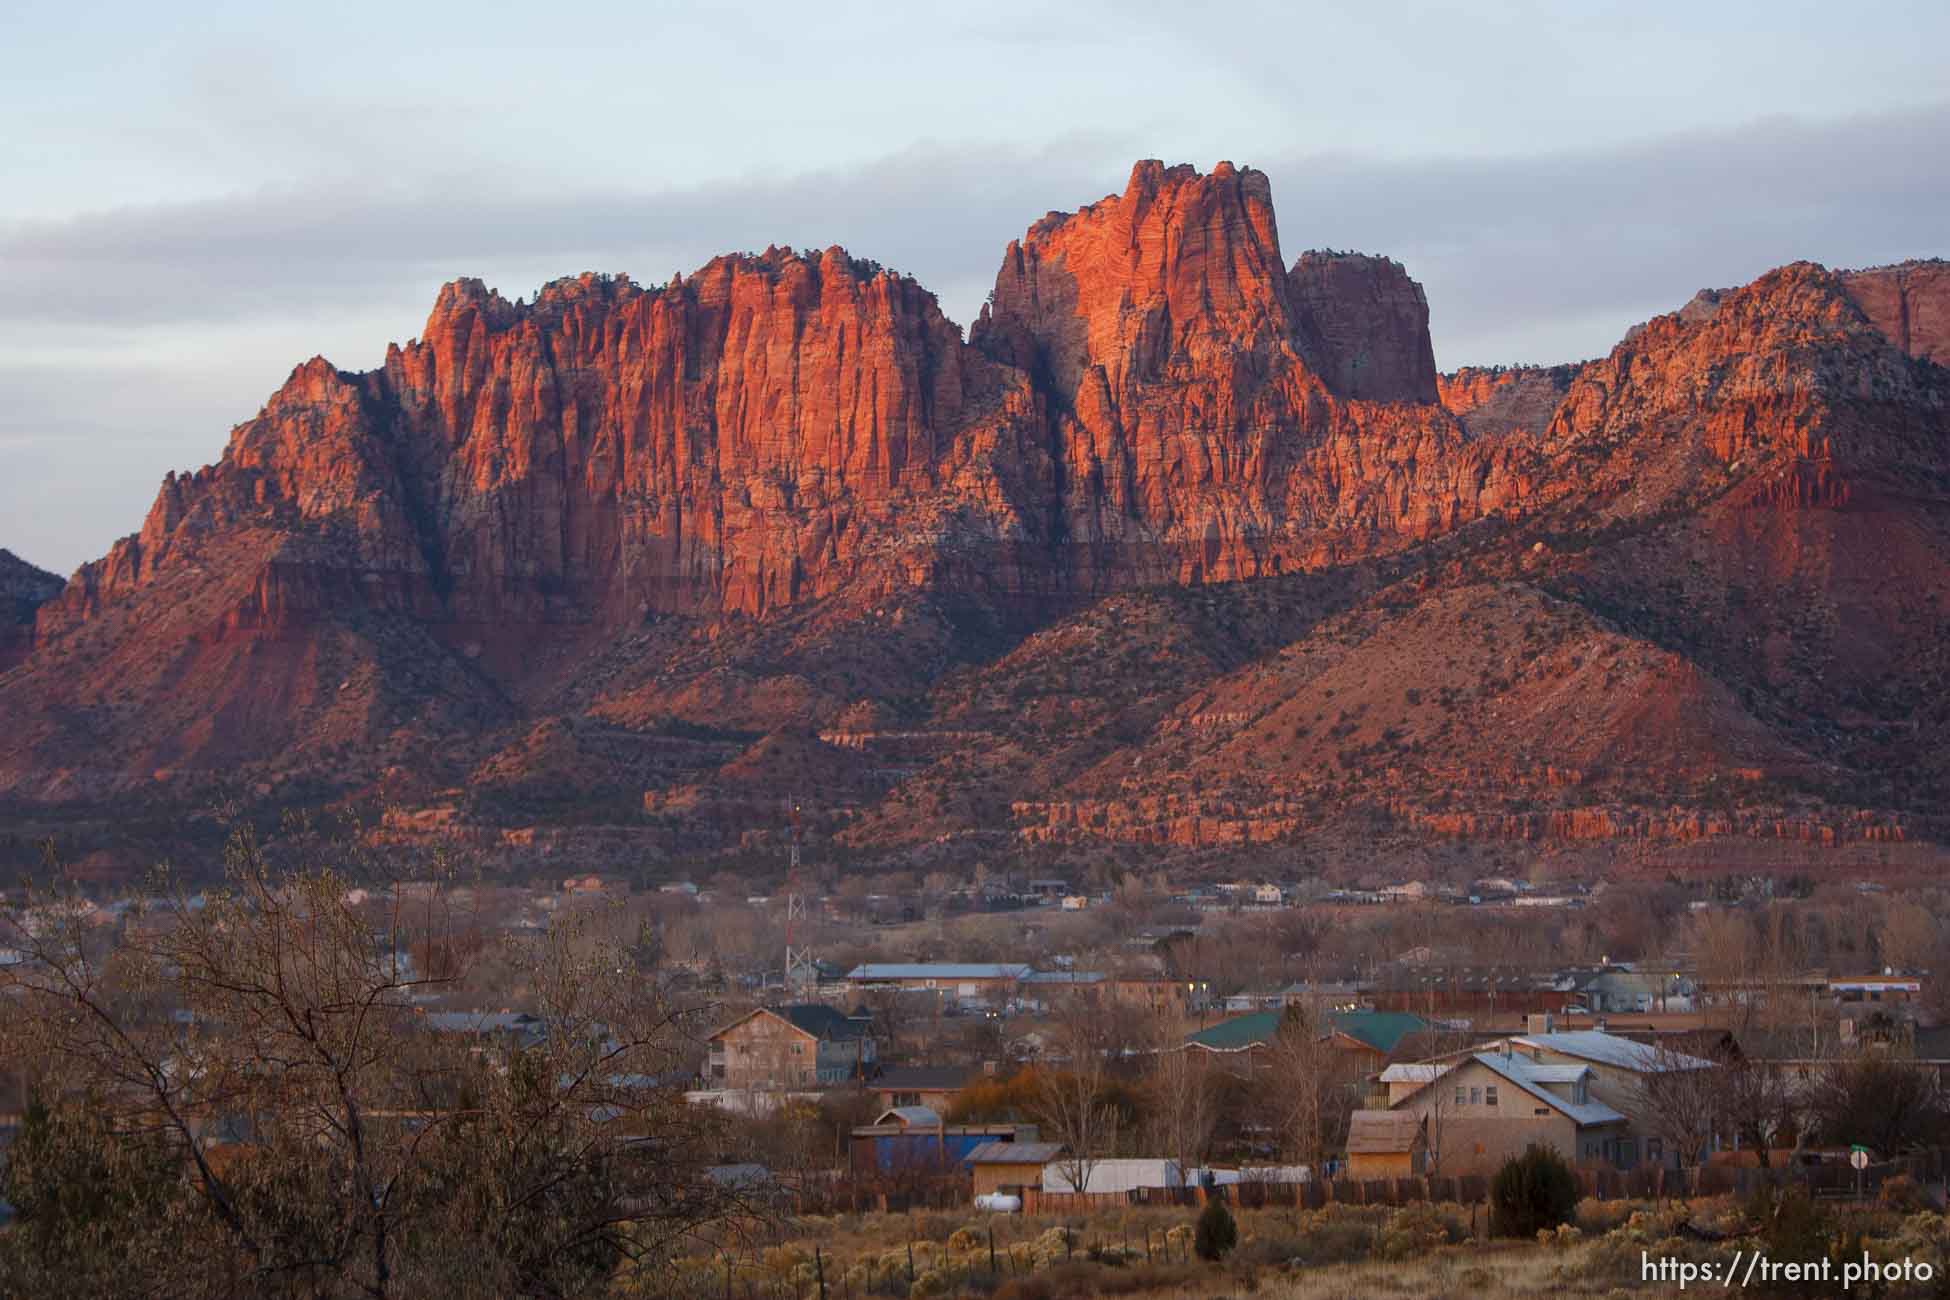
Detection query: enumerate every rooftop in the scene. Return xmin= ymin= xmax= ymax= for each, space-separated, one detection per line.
xmin=965 ymin=1141 xmax=1062 ymax=1165
xmin=709 ymin=1004 xmax=872 ymax=1042
xmin=1378 ymin=1063 xmax=1451 ymax=1084
xmin=873 ymin=1065 xmax=974 ymax=1090
xmin=1513 ymin=1030 xmax=1714 ymax=1071
xmin=1470 ymin=1053 xmax=1624 ymax=1127
xmin=1184 ymin=1008 xmax=1429 ymax=1053
xmin=847 ymin=964 xmax=1032 ymax=981
xmin=1347 ymin=1110 xmax=1426 ymax=1153
xmin=1331 ymin=1010 xmax=1429 ymax=1054
xmin=876 ymin=1106 xmax=942 ymax=1128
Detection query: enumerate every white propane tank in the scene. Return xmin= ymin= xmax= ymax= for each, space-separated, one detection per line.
xmin=973 ymin=1192 xmax=1022 ymax=1213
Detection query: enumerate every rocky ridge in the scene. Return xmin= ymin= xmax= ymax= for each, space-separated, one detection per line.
xmin=4 ymin=161 xmax=1949 ymax=878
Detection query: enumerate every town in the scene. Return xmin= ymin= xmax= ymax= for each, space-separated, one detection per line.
xmin=8 ymin=843 xmax=1949 ymax=1295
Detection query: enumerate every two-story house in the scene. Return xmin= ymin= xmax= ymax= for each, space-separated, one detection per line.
xmin=1432 ymin=1025 xmax=1717 ymax=1169
xmin=1385 ymin=1049 xmax=1629 ymax=1177
xmin=706 ymin=1005 xmax=875 ymax=1090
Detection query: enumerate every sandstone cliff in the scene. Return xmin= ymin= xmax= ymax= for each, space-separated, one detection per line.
xmin=1842 ymin=260 xmax=1950 ymax=366
xmin=971 ymin=160 xmax=1524 ymax=585
xmin=1438 ymin=365 xmax=1577 ymax=438
xmin=1288 ymin=251 xmax=1440 ymax=403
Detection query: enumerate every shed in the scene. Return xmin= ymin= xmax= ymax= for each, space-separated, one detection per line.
xmin=1346 ymin=1110 xmax=1428 ymax=1179
xmin=965 ymin=1140 xmax=1061 ymax=1198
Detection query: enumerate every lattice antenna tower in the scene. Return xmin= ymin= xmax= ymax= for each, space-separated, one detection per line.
xmin=783 ymin=795 xmax=817 ymax=993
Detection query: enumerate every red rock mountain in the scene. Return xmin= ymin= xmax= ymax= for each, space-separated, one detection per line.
xmin=0 ymin=550 xmax=62 ymax=673
xmin=3 ymin=163 xmax=1947 ymax=880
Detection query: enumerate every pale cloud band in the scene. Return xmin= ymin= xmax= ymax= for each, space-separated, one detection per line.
xmin=2 ymin=105 xmax=1945 ymax=572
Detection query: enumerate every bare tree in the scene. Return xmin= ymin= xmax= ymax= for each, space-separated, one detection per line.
xmin=1806 ymin=1057 xmax=1950 ymax=1156
xmin=1635 ymin=1044 xmax=1725 ymax=1189
xmin=1388 ymin=1024 xmax=1472 ymax=1177
xmin=1711 ymin=1047 xmax=1798 ymax=1170
xmin=1144 ymin=1039 xmax=1218 ymax=1178
xmin=1692 ymin=909 xmax=1758 ymax=1035
xmin=1258 ymin=1005 xmax=1362 ymax=1171
xmin=1034 ymin=998 xmax=1118 ymax=1198
xmin=1 ymin=823 xmax=743 ymax=1299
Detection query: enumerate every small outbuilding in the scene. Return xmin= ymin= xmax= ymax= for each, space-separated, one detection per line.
xmin=965 ymin=1140 xmax=1061 ymax=1198
xmin=1345 ymin=1110 xmax=1429 ymax=1179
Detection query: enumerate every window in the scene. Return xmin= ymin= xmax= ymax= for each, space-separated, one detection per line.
xmin=1484 ymin=1085 xmax=1498 ymax=1107
xmin=1454 ymin=1086 xmax=1466 ymax=1106
xmin=1535 ymin=1107 xmax=1549 ymax=1116
xmin=1469 ymin=1086 xmax=1481 ymax=1105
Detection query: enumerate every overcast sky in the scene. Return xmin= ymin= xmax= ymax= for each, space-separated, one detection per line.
xmin=4 ymin=0 xmax=1947 ymax=574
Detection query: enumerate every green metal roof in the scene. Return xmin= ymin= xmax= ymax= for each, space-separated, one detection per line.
xmin=1185 ymin=1011 xmax=1284 ymax=1051
xmin=1184 ymin=1008 xmax=1427 ymax=1053
xmin=1329 ymin=1010 xmax=1427 ymax=1054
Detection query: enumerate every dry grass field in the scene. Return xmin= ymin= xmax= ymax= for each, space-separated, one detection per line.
xmin=632 ymin=1194 xmax=1950 ymax=1298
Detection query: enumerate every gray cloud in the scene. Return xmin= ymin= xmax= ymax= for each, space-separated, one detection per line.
xmin=0 ymin=136 xmax=1141 ymax=331
xmin=1263 ymin=104 xmax=1950 ymax=364
xmin=4 ymin=106 xmax=1946 ymax=571
xmin=7 ymin=105 xmax=1943 ymax=352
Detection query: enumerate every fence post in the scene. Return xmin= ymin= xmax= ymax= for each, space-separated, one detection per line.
xmin=814 ymin=1245 xmax=827 ymax=1300
xmin=989 ymin=1226 xmax=997 ymax=1277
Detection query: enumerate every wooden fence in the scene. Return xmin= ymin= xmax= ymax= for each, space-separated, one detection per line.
xmin=824 ymin=1148 xmax=1949 ymax=1216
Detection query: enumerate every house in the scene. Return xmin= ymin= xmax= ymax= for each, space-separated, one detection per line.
xmin=845 ymin=964 xmax=1031 ymax=1006
xmin=1387 ymin=1050 xmax=1629 ymax=1177
xmin=1441 ymin=1027 xmax=1716 ymax=1169
xmin=872 ymin=1065 xmax=974 ymax=1112
xmin=1331 ymin=1011 xmax=1430 ymax=1063
xmin=1568 ymin=965 xmax=1696 ymax=1014
xmin=706 ymin=1005 xmax=876 ymax=1090
xmin=1252 ymin=883 xmax=1285 ymax=906
xmin=1346 ymin=1110 xmax=1429 ymax=1179
xmin=1060 ymin=895 xmax=1090 ymax=911
xmin=966 ymin=1140 xmax=1061 ymax=1198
